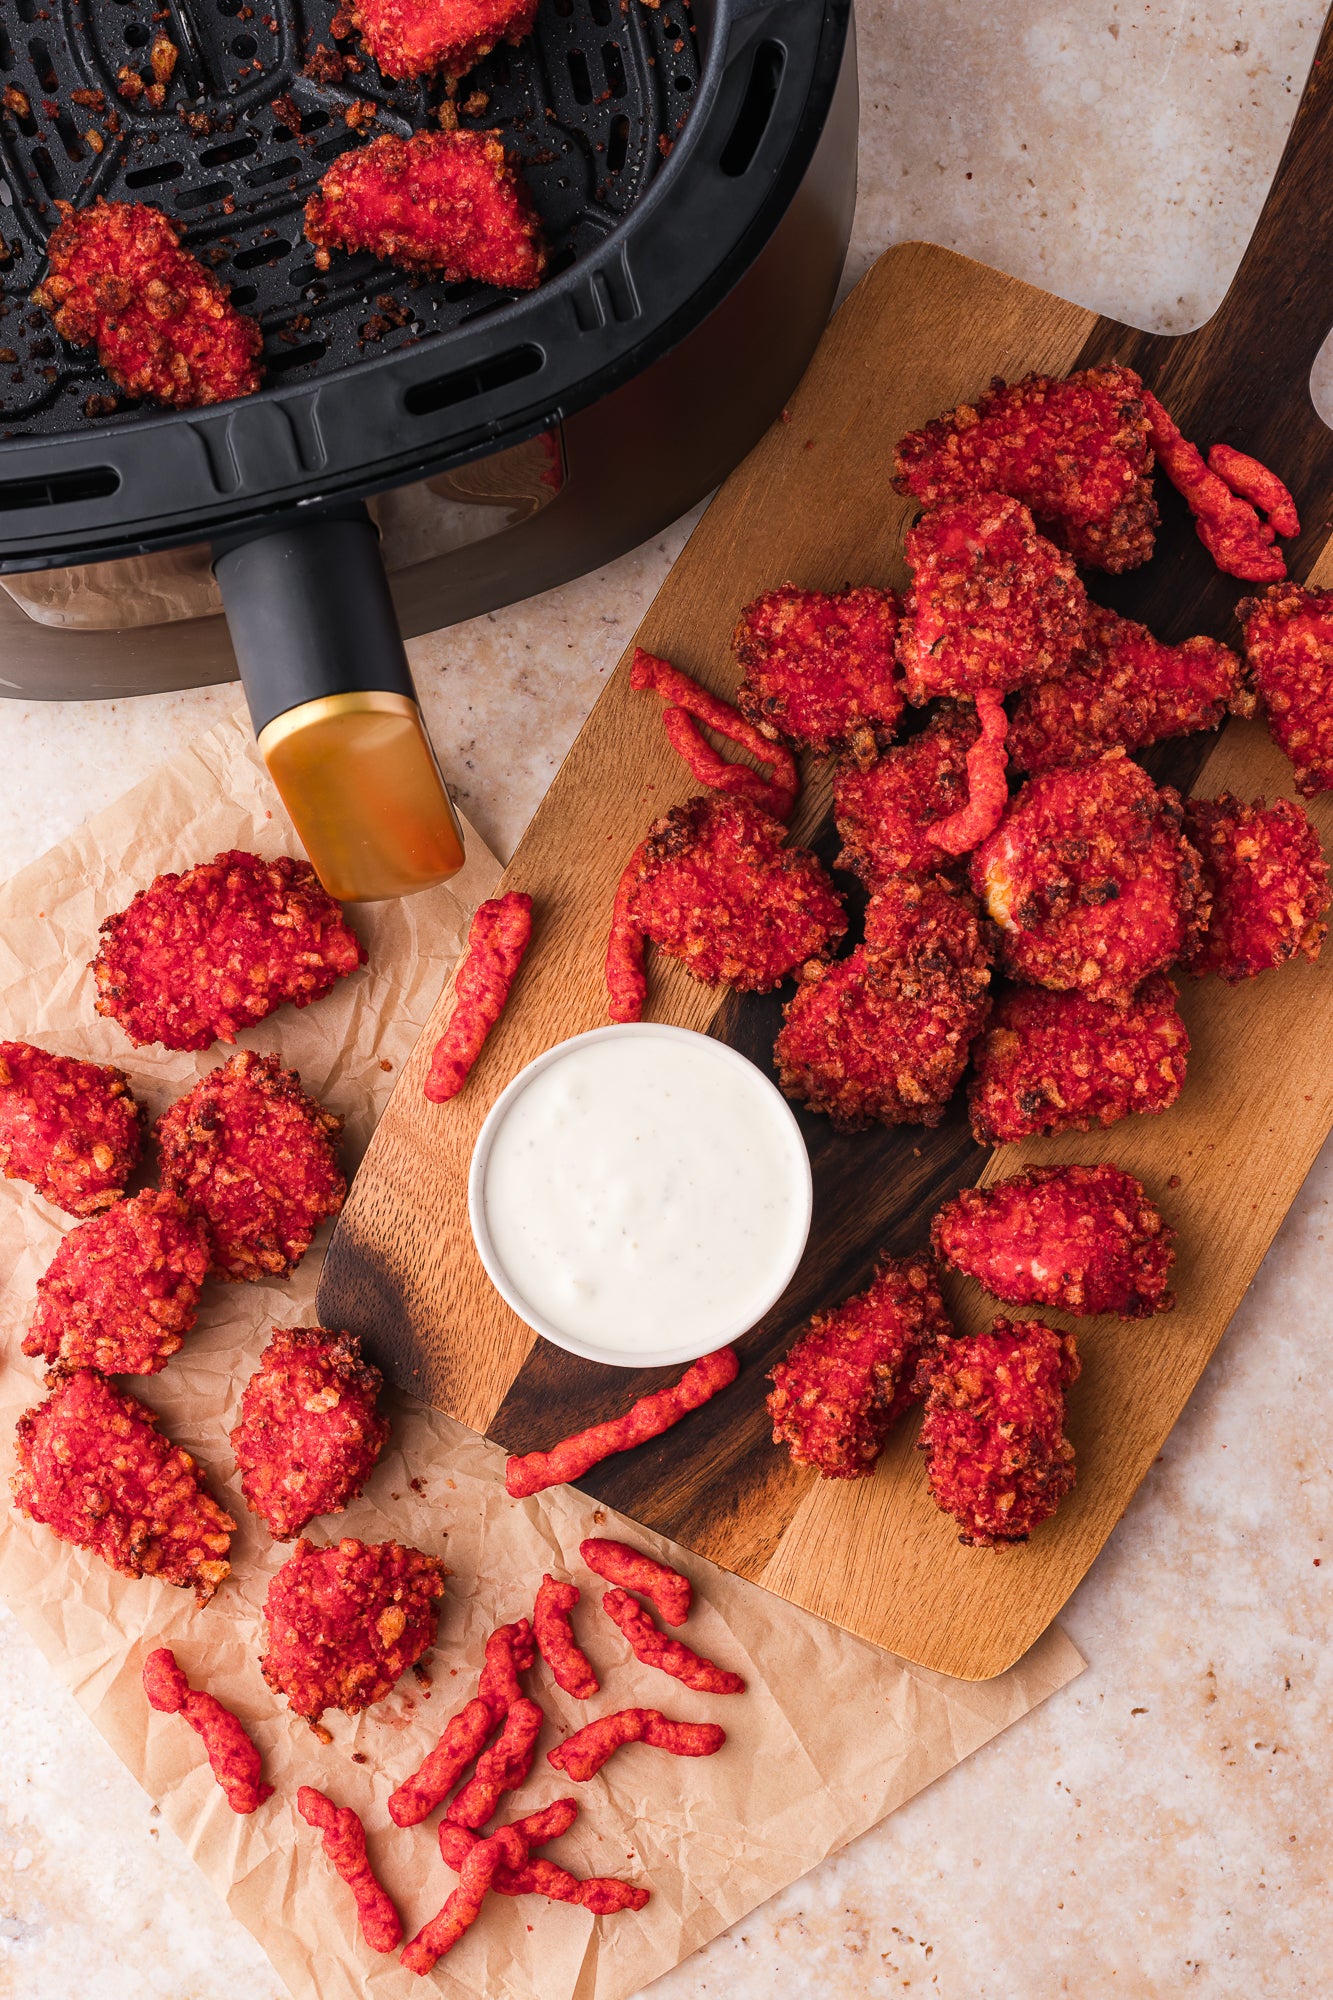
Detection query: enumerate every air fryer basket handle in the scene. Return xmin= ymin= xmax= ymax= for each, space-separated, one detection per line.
xmin=214 ymin=504 xmax=465 ymax=903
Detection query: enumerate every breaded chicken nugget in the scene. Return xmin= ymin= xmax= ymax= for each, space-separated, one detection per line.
xmin=732 ymin=584 xmax=903 ymax=755
xmin=0 ymin=1042 xmax=144 ymax=1216
xmin=1183 ymin=793 xmax=1329 ymax=982
xmin=230 ymin=1326 xmax=389 ymax=1541
xmin=862 ymin=873 xmax=994 ymax=1007
xmin=1239 ymin=583 xmax=1333 ymax=798
xmin=23 ymin=1189 xmax=209 ymax=1376
xmin=261 ymin=1536 xmax=448 ymax=1725
xmin=833 ymin=704 xmax=979 ymax=885
xmin=11 ymin=1369 xmax=233 ymax=1599
xmin=156 ymin=1051 xmax=345 ymax=1281
xmin=347 ymin=0 xmax=537 ymax=80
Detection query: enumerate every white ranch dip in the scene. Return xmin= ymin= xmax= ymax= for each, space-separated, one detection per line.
xmin=477 ymin=1027 xmax=811 ymax=1362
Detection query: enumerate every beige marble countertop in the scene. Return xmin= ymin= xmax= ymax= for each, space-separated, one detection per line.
xmin=3 ymin=4 xmax=1331 ymax=1995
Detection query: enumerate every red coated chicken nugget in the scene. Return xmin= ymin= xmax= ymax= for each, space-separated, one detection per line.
xmin=156 ymin=1051 xmax=345 ymax=1281
xmin=916 ymin=1317 xmax=1080 ymax=1546
xmin=862 ymin=874 xmax=994 ymax=1007
xmin=968 ymin=976 xmax=1189 ymax=1145
xmin=932 ymin=1163 xmax=1175 ymax=1320
xmin=1008 ymin=605 xmax=1251 ymax=775
xmin=230 ymin=1325 xmax=389 ymax=1541
xmin=833 ymin=705 xmax=979 ymax=884
xmin=32 ymin=199 xmax=262 ymax=408
xmin=11 ymin=1369 xmax=233 ymax=1599
xmin=732 ymin=584 xmax=903 ymax=755
xmin=347 ymin=0 xmax=537 ymax=80
xmin=91 ymin=850 xmax=365 ymax=1053
xmin=23 ymin=1189 xmax=208 ymax=1376
xmin=971 ymin=752 xmax=1208 ymax=1003
xmin=1239 ymin=583 xmax=1333 ymax=799
xmin=305 ymin=130 xmax=545 ymax=289
xmin=767 ymin=1254 xmax=954 ymax=1479
xmin=626 ymin=795 xmax=845 ymax=993
xmin=1182 ymin=794 xmax=1330 ymax=982
xmin=261 ymin=1535 xmax=448 ymax=1725
xmin=893 ymin=364 xmax=1157 ymax=572
xmin=896 ymin=494 xmax=1088 ymax=704
xmin=0 ymin=1042 xmax=143 ymax=1217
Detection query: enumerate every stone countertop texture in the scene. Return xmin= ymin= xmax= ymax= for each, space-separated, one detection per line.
xmin=2 ymin=4 xmax=1330 ymax=1995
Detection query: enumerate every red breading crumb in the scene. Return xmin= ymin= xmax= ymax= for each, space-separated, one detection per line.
xmin=546 ymin=1708 xmax=725 ymax=1782
xmin=916 ymin=1317 xmax=1080 ymax=1546
xmin=775 ymin=946 xmax=989 ymax=1131
xmin=0 ymin=1042 xmax=144 ymax=1217
xmin=968 ymin=975 xmax=1190 ymax=1145
xmin=261 ymin=1535 xmax=448 ymax=1725
xmin=1008 ymin=605 xmax=1251 ymax=775
xmin=11 ymin=1369 xmax=233 ymax=1599
xmin=1182 ymin=793 xmax=1330 ymax=982
xmin=229 ymin=1325 xmax=389 ymax=1540
xmin=347 ymin=0 xmax=538 ymax=80
xmin=1240 ymin=583 xmax=1333 ymax=799
xmin=833 ymin=705 xmax=979 ymax=885
xmin=626 ymin=795 xmax=845 ymax=992
xmin=91 ymin=850 xmax=366 ymax=1052
xmin=579 ymin=1538 xmax=692 ymax=1627
xmin=732 ymin=584 xmax=903 ymax=756
xmin=863 ymin=873 xmax=994 ymax=1009
xmin=142 ymin=1647 xmax=273 ymax=1814
xmin=304 ymin=130 xmax=545 ymax=288
xmin=897 ymin=495 xmax=1088 ymax=704
xmin=971 ymin=752 xmax=1208 ymax=1002
xmin=893 ymin=364 xmax=1157 ymax=573
xmin=767 ymin=1254 xmax=953 ymax=1478
xmin=156 ymin=1051 xmax=345 ymax=1281
xmin=23 ymin=1190 xmax=208 ymax=1376
xmin=932 ymin=1163 xmax=1175 ymax=1319
xmin=32 ymin=200 xmax=262 ymax=408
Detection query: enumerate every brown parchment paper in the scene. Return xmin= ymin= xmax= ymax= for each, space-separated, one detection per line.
xmin=0 ymin=706 xmax=1083 ymax=2000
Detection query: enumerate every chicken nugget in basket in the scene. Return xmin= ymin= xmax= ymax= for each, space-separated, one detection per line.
xmin=833 ymin=704 xmax=980 ymax=885
xmin=732 ymin=584 xmax=903 ymax=756
xmin=347 ymin=0 xmax=538 ymax=81
xmin=0 ymin=1041 xmax=144 ymax=1217
xmin=156 ymin=1050 xmax=345 ymax=1282
xmin=261 ymin=1536 xmax=448 ymax=1726
xmin=1183 ymin=793 xmax=1330 ymax=982
xmin=23 ymin=1189 xmax=209 ymax=1376
xmin=1239 ymin=583 xmax=1333 ymax=799
xmin=231 ymin=1326 xmax=389 ymax=1541
xmin=92 ymin=849 xmax=366 ymax=1053
xmin=11 ymin=1369 xmax=233 ymax=1599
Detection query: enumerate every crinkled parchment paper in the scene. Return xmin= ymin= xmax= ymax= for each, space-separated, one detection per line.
xmin=0 ymin=707 xmax=1082 ymax=2000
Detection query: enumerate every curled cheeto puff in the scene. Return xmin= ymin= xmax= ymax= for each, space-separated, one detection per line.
xmin=141 ymin=1648 xmax=272 ymax=1815
xmin=660 ymin=707 xmax=794 ymax=820
xmin=401 ymin=1823 xmax=528 ymax=1976
xmin=477 ymin=1615 xmax=537 ymax=1711
xmin=533 ymin=1576 xmax=600 ymax=1698
xmin=296 ymin=1785 xmax=403 ymax=1954
xmin=931 ymin=690 xmax=1009 ymax=855
xmin=424 ymin=892 xmax=533 ymax=1103
xmin=547 ymin=1708 xmax=726 ymax=1782
xmin=445 ymin=1696 xmax=545 ymax=1830
xmin=579 ymin=1537 xmax=692 ymax=1627
xmin=630 ymin=648 xmax=799 ymax=822
xmin=1141 ymin=393 xmax=1286 ymax=582
xmin=1207 ymin=443 xmax=1300 ymax=538
xmin=387 ymin=1617 xmax=535 ymax=1827
xmin=605 ymin=846 xmax=648 ymax=1023
xmin=600 ymin=1589 xmax=746 ymax=1693
xmin=504 ymin=1347 xmax=740 ymax=1498
xmin=438 ymin=1809 xmax=648 ymax=1912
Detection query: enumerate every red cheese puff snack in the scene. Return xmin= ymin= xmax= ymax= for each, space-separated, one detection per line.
xmin=600 ymin=1589 xmax=745 ymax=1693
xmin=401 ymin=1824 xmax=528 ymax=1974
xmin=931 ymin=688 xmax=1009 ymax=855
xmin=438 ymin=1806 xmax=647 ymax=1911
xmin=505 ymin=1347 xmax=740 ymax=1497
xmin=533 ymin=1576 xmax=599 ymax=1698
xmin=445 ymin=1696 xmax=544 ymax=1830
xmin=547 ymin=1708 xmax=725 ymax=1781
xmin=424 ymin=892 xmax=533 ymax=1103
xmin=579 ymin=1538 xmax=692 ymax=1627
xmin=142 ymin=1648 xmax=272 ymax=1814
xmin=297 ymin=1785 xmax=402 ymax=1953
xmin=1207 ymin=443 xmax=1299 ymax=537
xmin=1143 ymin=394 xmax=1286 ymax=581
xmin=605 ymin=845 xmax=649 ymax=1023
xmin=631 ymin=647 xmax=799 ymax=821
xmin=477 ymin=1615 xmax=537 ymax=1712
xmin=388 ymin=1696 xmax=495 ymax=1828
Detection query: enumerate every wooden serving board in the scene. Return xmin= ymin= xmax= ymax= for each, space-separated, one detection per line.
xmin=320 ymin=18 xmax=1333 ymax=1679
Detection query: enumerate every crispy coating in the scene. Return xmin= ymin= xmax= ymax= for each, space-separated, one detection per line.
xmin=631 ymin=648 xmax=799 ymax=822
xmin=862 ymin=872 xmax=994 ymax=1009
xmin=261 ymin=1535 xmax=448 ymax=1724
xmin=0 ymin=1041 xmax=143 ymax=1217
xmin=505 ymin=1348 xmax=739 ymax=1498
xmin=156 ymin=1051 xmax=345 ymax=1281
xmin=1008 ymin=605 xmax=1250 ymax=774
xmin=932 ymin=1163 xmax=1175 ymax=1319
xmin=897 ymin=495 xmax=1088 ymax=704
xmin=600 ymin=1589 xmax=746 ymax=1693
xmin=32 ymin=199 xmax=262 ymax=408
xmin=579 ymin=1538 xmax=692 ymax=1627
xmin=142 ymin=1647 xmax=273 ymax=1814
xmin=1240 ymin=583 xmax=1333 ymax=799
xmin=833 ymin=704 xmax=979 ymax=884
xmin=968 ymin=976 xmax=1189 ymax=1145
xmin=775 ymin=946 xmax=989 ymax=1131
xmin=546 ymin=1708 xmax=725 ymax=1782
xmin=445 ymin=1696 xmax=544 ymax=1829
xmin=1183 ymin=793 xmax=1330 ymax=982
xmin=971 ymin=752 xmax=1208 ymax=1002
xmin=297 ymin=1786 xmax=402 ymax=1953
xmin=91 ymin=849 xmax=366 ymax=1053
xmin=425 ymin=891 xmax=533 ymax=1101
xmin=347 ymin=0 xmax=537 ymax=79
xmin=24 ymin=1190 xmax=208 ymax=1376
xmin=766 ymin=1254 xmax=954 ymax=1478
xmin=732 ymin=585 xmax=903 ymax=756
xmin=230 ymin=1325 xmax=389 ymax=1540
xmin=916 ymin=1317 xmax=1080 ymax=1546
xmin=625 ymin=796 xmax=845 ymax=992
xmin=11 ymin=1369 xmax=233 ymax=1599
xmin=1142 ymin=394 xmax=1285 ymax=583
xmin=893 ymin=364 xmax=1157 ymax=572
xmin=533 ymin=1575 xmax=599 ymax=1698
xmin=305 ymin=130 xmax=545 ymax=288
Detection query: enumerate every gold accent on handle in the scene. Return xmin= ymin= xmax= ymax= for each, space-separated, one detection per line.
xmin=258 ymin=691 xmax=465 ymax=903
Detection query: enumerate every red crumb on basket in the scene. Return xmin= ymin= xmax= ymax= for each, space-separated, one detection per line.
xmin=261 ymin=1536 xmax=448 ymax=1725
xmin=833 ymin=703 xmax=980 ymax=886
xmin=229 ymin=1325 xmax=389 ymax=1540
xmin=0 ymin=1041 xmax=144 ymax=1217
xmin=142 ymin=1647 xmax=272 ymax=1814
xmin=533 ymin=1575 xmax=600 ymax=1697
xmin=424 ymin=892 xmax=533 ymax=1102
xmin=402 ymin=1823 xmax=529 ymax=1974
xmin=605 ymin=845 xmax=649 ymax=1023
xmin=601 ymin=1588 xmax=745 ymax=1693
xmin=1142 ymin=393 xmax=1286 ymax=582
xmin=23 ymin=1190 xmax=208 ymax=1376
xmin=347 ymin=0 xmax=538 ymax=80
xmin=445 ymin=1695 xmax=544 ymax=1828
xmin=579 ymin=1538 xmax=692 ymax=1626
xmin=504 ymin=1347 xmax=739 ymax=1497
xmin=388 ymin=1617 xmax=534 ymax=1827
xmin=931 ymin=689 xmax=1009 ymax=854
xmin=1206 ymin=443 xmax=1300 ymax=538
xmin=547 ymin=1708 xmax=726 ymax=1782
xmin=1239 ymin=582 xmax=1333 ymax=798
xmin=732 ymin=584 xmax=903 ymax=757
xmin=297 ymin=1785 xmax=403 ymax=1954
xmin=630 ymin=647 xmax=799 ymax=821
xmin=1183 ymin=793 xmax=1330 ymax=981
